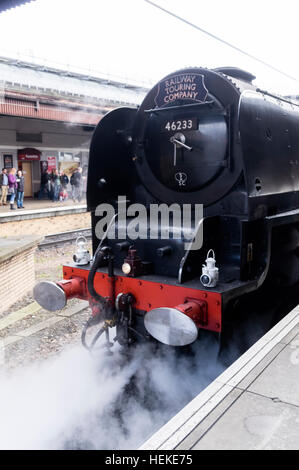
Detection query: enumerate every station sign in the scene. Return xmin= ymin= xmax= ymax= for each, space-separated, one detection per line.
xmin=18 ymin=148 xmax=41 ymax=161
xmin=47 ymin=156 xmax=56 ymax=171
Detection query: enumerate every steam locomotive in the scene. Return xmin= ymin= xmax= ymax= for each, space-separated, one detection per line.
xmin=34 ymin=66 xmax=299 ymax=352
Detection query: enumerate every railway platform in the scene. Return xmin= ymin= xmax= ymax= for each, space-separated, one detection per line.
xmin=140 ymin=305 xmax=299 ymax=450
xmin=0 ymin=198 xmax=87 ymax=223
xmin=0 ymin=198 xmax=90 ymax=237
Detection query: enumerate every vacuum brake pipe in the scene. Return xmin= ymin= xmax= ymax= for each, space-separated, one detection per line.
xmin=82 ymin=247 xmax=115 ymax=350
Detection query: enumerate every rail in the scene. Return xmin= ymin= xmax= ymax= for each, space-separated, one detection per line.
xmin=38 ymin=227 xmax=91 ymax=249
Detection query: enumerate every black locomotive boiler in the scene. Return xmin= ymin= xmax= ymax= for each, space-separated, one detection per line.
xmin=34 ymin=66 xmax=299 ymax=351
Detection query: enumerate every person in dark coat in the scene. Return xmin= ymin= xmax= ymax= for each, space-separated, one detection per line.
xmin=70 ymin=168 xmax=82 ymax=202
xmin=16 ymin=170 xmax=25 ymax=209
xmin=38 ymin=170 xmax=50 ymax=200
xmin=52 ymin=170 xmax=61 ymax=202
xmin=60 ymin=171 xmax=69 ymax=189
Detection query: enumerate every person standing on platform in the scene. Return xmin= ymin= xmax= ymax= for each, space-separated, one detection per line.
xmin=59 ymin=187 xmax=68 ymax=202
xmin=50 ymin=170 xmax=55 ymax=200
xmin=82 ymin=166 xmax=88 ymax=193
xmin=60 ymin=171 xmax=69 ymax=190
xmin=38 ymin=170 xmax=50 ymax=200
xmin=46 ymin=170 xmax=52 ymax=199
xmin=77 ymin=167 xmax=83 ymax=203
xmin=16 ymin=170 xmax=25 ymax=209
xmin=52 ymin=170 xmax=61 ymax=202
xmin=7 ymin=168 xmax=17 ymax=210
xmin=70 ymin=169 xmax=76 ymax=201
xmin=0 ymin=168 xmax=8 ymax=206
xmin=70 ymin=168 xmax=81 ymax=203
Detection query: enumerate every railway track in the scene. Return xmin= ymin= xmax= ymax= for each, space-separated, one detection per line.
xmin=38 ymin=227 xmax=91 ymax=249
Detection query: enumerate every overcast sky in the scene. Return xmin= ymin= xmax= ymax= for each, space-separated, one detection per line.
xmin=0 ymin=0 xmax=298 ymax=94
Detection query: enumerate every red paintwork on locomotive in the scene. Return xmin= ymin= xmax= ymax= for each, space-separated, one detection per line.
xmin=62 ymin=265 xmax=222 ymax=333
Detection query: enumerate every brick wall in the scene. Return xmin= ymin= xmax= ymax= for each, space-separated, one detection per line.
xmin=0 ymin=247 xmax=36 ymax=314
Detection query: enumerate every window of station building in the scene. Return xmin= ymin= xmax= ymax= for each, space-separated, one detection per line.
xmin=3 ymin=154 xmax=13 ymax=169
xmin=59 ymin=152 xmax=73 ymax=162
xmin=58 ymin=152 xmax=81 ymax=163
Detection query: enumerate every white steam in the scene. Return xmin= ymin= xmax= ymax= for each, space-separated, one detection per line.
xmin=0 ymin=335 xmax=224 ymax=450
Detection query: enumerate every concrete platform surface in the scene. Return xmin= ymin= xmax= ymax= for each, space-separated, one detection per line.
xmin=0 ymin=198 xmax=87 ymax=222
xmin=140 ymin=305 xmax=299 ymax=450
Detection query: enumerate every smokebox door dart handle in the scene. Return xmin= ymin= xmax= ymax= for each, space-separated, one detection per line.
xmin=170 ymin=137 xmax=193 ymax=151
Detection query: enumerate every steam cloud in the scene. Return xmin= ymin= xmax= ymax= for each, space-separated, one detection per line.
xmin=0 ymin=334 xmax=224 ymax=450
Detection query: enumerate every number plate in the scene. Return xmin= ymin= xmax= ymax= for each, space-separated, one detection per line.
xmin=163 ymin=118 xmax=197 ymax=132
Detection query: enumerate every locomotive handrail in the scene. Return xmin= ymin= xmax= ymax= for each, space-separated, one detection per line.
xmin=256 ymin=88 xmax=299 ymax=108
xmin=144 ymin=100 xmax=216 ymax=113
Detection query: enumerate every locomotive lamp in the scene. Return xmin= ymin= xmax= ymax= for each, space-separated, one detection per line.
xmin=73 ymin=236 xmax=91 ymax=266
xmin=122 ymin=262 xmax=132 ymax=275
xmin=200 ymin=250 xmax=219 ymax=288
xmin=122 ymin=247 xmax=143 ymax=277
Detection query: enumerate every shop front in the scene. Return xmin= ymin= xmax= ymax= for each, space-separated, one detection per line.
xmin=15 ymin=148 xmax=89 ymax=198
xmin=18 ymin=148 xmax=41 ymax=197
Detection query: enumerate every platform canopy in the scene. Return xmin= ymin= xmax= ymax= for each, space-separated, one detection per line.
xmin=0 ymin=0 xmax=34 ymax=12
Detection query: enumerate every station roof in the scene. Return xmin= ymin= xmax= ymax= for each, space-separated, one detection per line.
xmin=0 ymin=0 xmax=33 ymax=12
xmin=0 ymin=56 xmax=148 ymax=107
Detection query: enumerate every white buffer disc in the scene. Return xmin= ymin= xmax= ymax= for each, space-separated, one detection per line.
xmin=144 ymin=307 xmax=198 ymax=346
xmin=33 ymin=281 xmax=67 ymax=311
